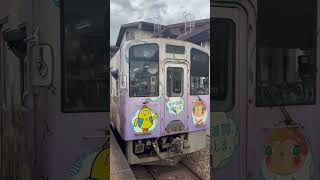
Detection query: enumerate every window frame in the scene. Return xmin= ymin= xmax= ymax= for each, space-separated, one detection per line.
xmin=255 ymin=2 xmax=318 ymax=107
xmin=166 ymin=67 xmax=184 ymax=97
xmin=211 ymin=18 xmax=236 ymax=112
xmin=126 ymin=31 xmax=136 ymax=41
xmin=190 ymin=48 xmax=210 ymax=96
xmin=166 ymin=45 xmax=185 ymax=54
xmin=128 ymin=43 xmax=160 ymax=98
xmin=60 ymin=0 xmax=108 ymax=113
xmin=255 ymin=49 xmax=317 ymax=107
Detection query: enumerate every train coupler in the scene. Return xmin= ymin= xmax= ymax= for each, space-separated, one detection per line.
xmin=152 ymin=142 xmax=175 ymax=166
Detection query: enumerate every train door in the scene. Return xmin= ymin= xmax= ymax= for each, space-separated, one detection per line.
xmin=211 ymin=3 xmax=248 ymax=180
xmin=247 ymin=0 xmax=318 ymax=179
xmin=164 ymin=62 xmax=189 ymax=134
xmin=41 ymin=0 xmax=109 ymax=179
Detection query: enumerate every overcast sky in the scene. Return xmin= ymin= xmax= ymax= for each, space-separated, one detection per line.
xmin=110 ymin=0 xmax=210 ymax=45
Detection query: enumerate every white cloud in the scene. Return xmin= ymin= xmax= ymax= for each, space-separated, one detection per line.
xmin=110 ymin=0 xmax=210 ymax=45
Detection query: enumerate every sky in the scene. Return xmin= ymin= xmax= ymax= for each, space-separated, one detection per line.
xmin=110 ymin=0 xmax=210 ymax=45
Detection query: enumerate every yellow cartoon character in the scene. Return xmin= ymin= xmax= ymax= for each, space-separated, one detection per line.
xmin=86 ymin=143 xmax=110 ymax=180
xmin=134 ymin=106 xmax=158 ymax=133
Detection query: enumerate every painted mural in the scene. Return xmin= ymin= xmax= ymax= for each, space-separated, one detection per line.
xmin=131 ymin=106 xmax=158 ymax=134
xmin=211 ymin=112 xmax=240 ymax=170
xmin=166 ymin=97 xmax=184 ymax=115
xmin=69 ymin=143 xmax=110 ymax=180
xmin=261 ymin=128 xmax=315 ymax=180
xmin=192 ymin=101 xmax=208 ymax=126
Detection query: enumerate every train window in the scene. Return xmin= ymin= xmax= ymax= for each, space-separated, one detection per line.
xmin=190 ymin=48 xmax=209 ymax=96
xmin=211 ymin=18 xmax=235 ymax=112
xmin=256 ymin=0 xmax=317 ymax=106
xmin=129 ymin=44 xmax=159 ymax=97
xmin=167 ymin=67 xmax=184 ymax=97
xmin=62 ymin=0 xmax=108 ymax=112
xmin=166 ymin=45 xmax=185 ymax=54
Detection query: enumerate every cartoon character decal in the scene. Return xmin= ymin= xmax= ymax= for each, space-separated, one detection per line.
xmin=87 ymin=143 xmax=110 ymax=180
xmin=131 ymin=106 xmax=158 ymax=134
xmin=192 ymin=101 xmax=208 ymax=126
xmin=166 ymin=97 xmax=184 ymax=115
xmin=261 ymin=128 xmax=315 ymax=180
xmin=69 ymin=143 xmax=110 ymax=180
xmin=211 ymin=112 xmax=240 ymax=170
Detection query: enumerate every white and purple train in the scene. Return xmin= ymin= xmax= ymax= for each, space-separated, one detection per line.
xmin=110 ymin=38 xmax=210 ymax=165
xmin=212 ymin=0 xmax=320 ymax=180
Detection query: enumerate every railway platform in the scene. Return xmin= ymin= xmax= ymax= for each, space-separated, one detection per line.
xmin=110 ymin=130 xmax=136 ymax=180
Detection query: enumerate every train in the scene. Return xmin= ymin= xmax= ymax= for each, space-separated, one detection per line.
xmin=110 ymin=38 xmax=210 ymax=165
xmin=212 ymin=0 xmax=320 ymax=179
xmin=0 ymin=0 xmax=109 ymax=179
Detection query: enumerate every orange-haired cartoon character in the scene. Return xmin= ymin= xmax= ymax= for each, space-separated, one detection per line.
xmin=261 ymin=127 xmax=314 ymax=179
xmin=192 ymin=101 xmax=207 ymax=126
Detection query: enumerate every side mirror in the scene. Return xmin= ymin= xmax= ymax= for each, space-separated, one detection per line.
xmin=111 ymin=68 xmax=118 ymax=79
xmin=31 ymin=44 xmax=54 ymax=86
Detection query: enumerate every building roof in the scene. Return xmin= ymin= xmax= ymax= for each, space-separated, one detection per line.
xmin=115 ymin=21 xmax=165 ymax=46
xmin=177 ymin=23 xmax=210 ymax=43
xmin=166 ymin=18 xmax=209 ymax=29
xmin=115 ymin=18 xmax=210 ymax=47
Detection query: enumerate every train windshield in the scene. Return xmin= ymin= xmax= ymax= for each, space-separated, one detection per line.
xmin=256 ymin=0 xmax=317 ymax=106
xmin=190 ymin=48 xmax=209 ymax=95
xmin=62 ymin=0 xmax=108 ymax=112
xmin=211 ymin=19 xmax=235 ymax=112
xmin=129 ymin=44 xmax=159 ymax=97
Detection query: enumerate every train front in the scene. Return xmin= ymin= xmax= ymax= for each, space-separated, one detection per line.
xmin=118 ymin=39 xmax=210 ymax=165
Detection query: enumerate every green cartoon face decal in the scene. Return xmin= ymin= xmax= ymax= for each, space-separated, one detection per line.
xmin=166 ymin=97 xmax=184 ymax=115
xmin=211 ymin=113 xmax=240 ymax=170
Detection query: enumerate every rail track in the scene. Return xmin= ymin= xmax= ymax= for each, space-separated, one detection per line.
xmin=131 ymin=162 xmax=203 ymax=180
